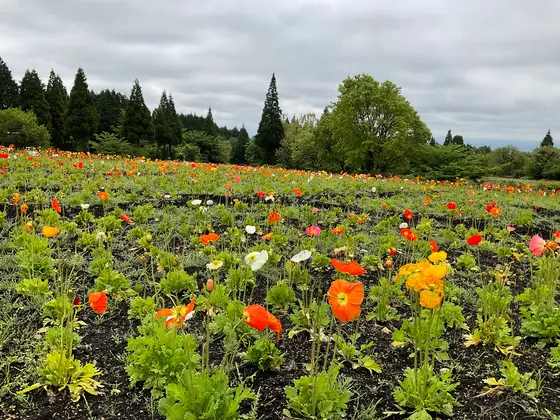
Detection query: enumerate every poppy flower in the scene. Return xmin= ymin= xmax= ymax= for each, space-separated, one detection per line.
xmin=388 ymin=247 xmax=397 ymax=256
xmin=485 ymin=202 xmax=496 ymax=212
xmin=429 ymin=240 xmax=438 ymax=252
xmin=52 ymin=198 xmax=61 ymax=213
xmin=468 ymin=199 xmax=475 ymax=205
xmin=42 ymin=226 xmax=59 ymax=238
xmin=419 ymin=284 xmax=444 ymax=309
xmin=267 ymin=312 xmax=283 ymax=340
xmin=327 ymin=279 xmax=364 ymax=322
xmin=528 ymin=235 xmax=557 ymax=257
xmin=467 ymin=234 xmax=482 ymax=246
xmin=245 ymin=250 xmax=269 ymax=271
xmin=290 ymin=250 xmax=312 ymax=263
xmin=555 ymin=230 xmax=560 ymax=243
xmin=293 ymin=187 xmax=302 ymax=196
xmin=89 ymin=291 xmax=108 ymax=314
xmin=261 ymin=232 xmax=273 ymax=241
xmin=120 ymin=213 xmax=132 ymax=223
xmin=330 ymin=259 xmax=367 ymax=276
xmin=226 ymin=181 xmax=233 ymax=189
xmin=331 ymin=227 xmax=345 ymax=235
xmin=404 ymin=209 xmax=414 ymax=220
xmin=268 ymin=212 xmax=281 ymax=223
xmin=423 ymin=197 xmax=432 ymax=206
xmin=490 ymin=207 xmax=502 ymax=217
xmin=200 ymin=232 xmax=220 ymax=245
xmin=306 ymin=225 xmax=321 ymax=237
xmin=257 ymin=191 xmax=266 ymax=198
xmin=156 ymin=298 xmax=196 ymax=329
xmin=25 ymin=221 xmax=33 ymax=232
xmin=12 ymin=193 xmax=21 ymax=204
xmin=233 ymin=175 xmax=242 ymax=183
xmin=72 ymin=296 xmax=81 ymax=306
xmin=97 ymin=191 xmax=109 ymax=201
xmin=20 ymin=203 xmax=29 ymax=214
xmin=400 ymin=228 xmax=419 ymax=241
xmin=428 ymin=251 xmax=447 ymax=263
xmin=446 ymin=202 xmax=457 ymax=210
xmin=243 ymin=304 xmax=269 ymax=331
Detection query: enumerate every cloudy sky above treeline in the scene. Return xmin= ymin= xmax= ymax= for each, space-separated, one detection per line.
xmin=2 ymin=0 xmax=559 ymax=150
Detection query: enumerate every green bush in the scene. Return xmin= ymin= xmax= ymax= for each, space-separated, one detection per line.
xmin=0 ymin=108 xmax=50 ymax=148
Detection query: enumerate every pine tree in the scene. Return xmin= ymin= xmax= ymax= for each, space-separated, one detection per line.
xmin=0 ymin=57 xmax=19 ymax=109
xmin=443 ymin=130 xmax=453 ymax=146
xmin=95 ymin=89 xmax=128 ymax=134
xmin=541 ymin=129 xmax=554 ymax=147
xmin=202 ymin=107 xmax=217 ymax=136
xmin=232 ymin=125 xmax=250 ymax=163
xmin=153 ymin=91 xmax=172 ymax=158
xmin=65 ymin=68 xmax=99 ymax=151
xmin=46 ymin=70 xmax=68 ymax=149
xmin=121 ymin=79 xmax=154 ymax=146
xmin=20 ymin=69 xmax=51 ymax=132
xmin=429 ymin=136 xmax=436 ymax=146
xmin=255 ymin=73 xmax=284 ymax=164
xmin=166 ymin=94 xmax=183 ymax=151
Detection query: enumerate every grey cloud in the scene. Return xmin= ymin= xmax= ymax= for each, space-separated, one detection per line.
xmin=2 ymin=0 xmax=560 ymax=146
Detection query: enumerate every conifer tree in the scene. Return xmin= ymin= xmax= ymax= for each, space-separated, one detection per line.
xmin=167 ymin=94 xmax=183 ymax=146
xmin=46 ymin=70 xmax=68 ymax=148
xmin=541 ymin=129 xmax=554 ymax=147
xmin=255 ymin=73 xmax=284 ymax=164
xmin=121 ymin=79 xmax=154 ymax=146
xmin=95 ymin=89 xmax=128 ymax=134
xmin=443 ymin=130 xmax=453 ymax=146
xmin=202 ymin=107 xmax=217 ymax=136
xmin=0 ymin=56 xmax=19 ymax=109
xmin=20 ymin=69 xmax=51 ymax=132
xmin=153 ymin=91 xmax=172 ymax=158
xmin=65 ymin=68 xmax=99 ymax=151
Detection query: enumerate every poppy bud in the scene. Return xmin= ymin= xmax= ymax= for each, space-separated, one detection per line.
xmin=385 ymin=260 xmax=393 ymax=269
xmin=146 ymin=234 xmax=152 ymax=243
xmin=206 ymin=279 xmax=214 ymax=291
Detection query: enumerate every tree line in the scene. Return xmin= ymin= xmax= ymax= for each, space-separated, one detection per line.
xmin=1 ymin=56 xmax=559 ymax=180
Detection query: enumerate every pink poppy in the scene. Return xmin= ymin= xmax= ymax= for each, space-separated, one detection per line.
xmin=306 ymin=225 xmax=321 ymax=237
xmin=528 ymin=235 xmax=546 ymax=257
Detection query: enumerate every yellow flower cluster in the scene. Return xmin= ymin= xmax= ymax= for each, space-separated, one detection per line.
xmin=397 ymin=252 xmax=447 ymax=309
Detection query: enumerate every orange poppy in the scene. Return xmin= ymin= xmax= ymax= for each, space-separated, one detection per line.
xmin=12 ymin=193 xmax=21 ymax=204
xmin=20 ymin=203 xmax=29 ymax=214
xmin=243 ymin=304 xmax=269 ymax=331
xmin=97 ymin=191 xmax=109 ymax=201
xmin=120 ymin=213 xmax=132 ymax=223
xmin=42 ymin=226 xmax=59 ymax=238
xmin=226 ymin=181 xmax=233 ymax=189
xmin=423 ymin=197 xmax=432 ymax=206
xmin=267 ymin=312 xmax=283 ymax=340
xmin=330 ymin=259 xmax=367 ymax=276
xmin=261 ymin=232 xmax=273 ymax=241
xmin=293 ymin=187 xmax=302 ymax=196
xmin=269 ymin=212 xmax=281 ymax=223
xmin=200 ymin=232 xmax=220 ymax=245
xmin=25 ymin=221 xmax=33 ymax=232
xmin=327 ymin=279 xmax=364 ymax=322
xmin=490 ymin=207 xmax=502 ymax=217
xmin=331 ymin=227 xmax=345 ymax=235
xmin=52 ymin=198 xmax=61 ymax=213
xmin=400 ymin=228 xmax=418 ymax=241
xmin=156 ymin=298 xmax=196 ymax=329
xmin=89 ymin=291 xmax=108 ymax=314
xmin=404 ymin=209 xmax=414 ymax=220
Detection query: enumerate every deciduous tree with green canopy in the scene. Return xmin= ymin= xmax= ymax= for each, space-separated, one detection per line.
xmin=328 ymin=74 xmax=431 ymax=173
xmin=0 ymin=108 xmax=50 ymax=148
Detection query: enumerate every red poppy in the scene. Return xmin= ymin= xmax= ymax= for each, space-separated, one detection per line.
xmin=120 ymin=213 xmax=132 ymax=223
xmin=293 ymin=187 xmax=302 ymax=196
xmin=200 ymin=232 xmax=220 ymax=245
xmin=89 ymin=291 xmax=107 ymax=314
xmin=429 ymin=240 xmax=438 ymax=252
xmin=327 ymin=279 xmax=364 ymax=322
xmin=467 ymin=234 xmax=482 ymax=245
xmin=267 ymin=313 xmax=283 ymax=340
xmin=330 ymin=258 xmax=367 ymax=276
xmin=52 ymin=198 xmax=61 ymax=213
xmin=400 ymin=228 xmax=419 ymax=241
xmin=234 ymin=175 xmax=242 ymax=183
xmin=72 ymin=296 xmax=81 ymax=306
xmin=269 ymin=212 xmax=281 ymax=223
xmin=331 ymin=227 xmax=345 ymax=235
xmin=404 ymin=209 xmax=414 ymax=220
xmin=446 ymin=202 xmax=457 ymax=210
xmin=242 ymin=304 xmax=269 ymax=331
xmin=388 ymin=247 xmax=397 ymax=256
xmin=257 ymin=191 xmax=266 ymax=198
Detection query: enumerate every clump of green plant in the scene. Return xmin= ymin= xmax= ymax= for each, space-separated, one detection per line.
xmin=158 ymin=369 xmax=256 ymax=420
xmin=19 ymin=350 xmax=102 ymax=402
xmin=126 ymin=316 xmax=200 ymax=397
xmin=333 ymin=333 xmax=381 ymax=374
xmin=94 ymin=268 xmax=130 ymax=295
xmin=15 ymin=278 xmax=51 ymax=304
xmin=549 ymin=341 xmax=560 ymax=373
xmin=244 ymin=337 xmax=284 ymax=371
xmin=455 ymin=252 xmax=476 ymax=271
xmin=266 ymin=280 xmax=296 ymax=311
xmin=128 ymin=296 xmax=156 ymax=321
xmin=480 ymin=361 xmax=540 ymax=400
xmin=225 ymin=265 xmax=255 ymax=291
xmin=284 ymin=365 xmax=352 ymax=420
xmin=160 ymin=269 xmax=198 ymax=295
xmin=367 ymin=277 xmax=403 ymax=321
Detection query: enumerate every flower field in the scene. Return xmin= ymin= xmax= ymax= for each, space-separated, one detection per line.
xmin=2 ymin=147 xmax=560 ymax=420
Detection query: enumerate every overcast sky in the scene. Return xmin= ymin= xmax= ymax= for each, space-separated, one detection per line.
xmin=2 ymin=0 xmax=559 ymax=150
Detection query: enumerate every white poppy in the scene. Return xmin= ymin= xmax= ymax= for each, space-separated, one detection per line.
xmin=290 ymin=250 xmax=312 ymax=263
xmin=245 ymin=225 xmax=257 ymax=235
xmin=399 ymin=222 xmax=408 ymax=229
xmin=264 ymin=195 xmax=275 ymax=202
xmin=245 ymin=250 xmax=268 ymax=271
xmin=206 ymin=200 xmax=214 ymax=206
xmin=191 ymin=199 xmax=202 ymax=206
xmin=95 ymin=231 xmax=107 ymax=241
xmin=80 ymin=204 xmax=90 ymax=210
xmin=199 ymin=206 xmax=207 ymax=213
xmin=371 ymin=187 xmax=377 ymax=193
xmin=206 ymin=260 xmax=223 ymax=270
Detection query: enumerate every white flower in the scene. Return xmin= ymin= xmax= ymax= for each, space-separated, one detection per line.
xmin=264 ymin=195 xmax=275 ymax=202
xmin=199 ymin=206 xmax=207 ymax=213
xmin=290 ymin=250 xmax=312 ymax=263
xmin=245 ymin=250 xmax=268 ymax=271
xmin=163 ymin=194 xmax=171 ymax=199
xmin=399 ymin=222 xmax=408 ymax=229
xmin=245 ymin=225 xmax=257 ymax=235
xmin=371 ymin=187 xmax=377 ymax=193
xmin=95 ymin=231 xmax=107 ymax=241
xmin=206 ymin=200 xmax=214 ymax=206
xmin=191 ymin=199 xmax=202 ymax=206
xmin=206 ymin=260 xmax=223 ymax=270
xmin=80 ymin=204 xmax=90 ymax=210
